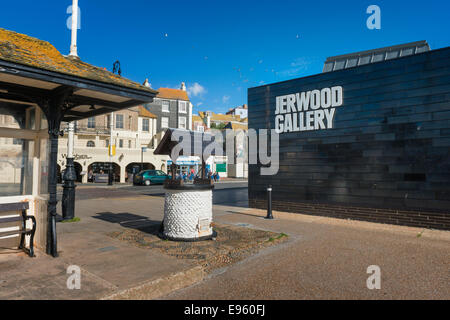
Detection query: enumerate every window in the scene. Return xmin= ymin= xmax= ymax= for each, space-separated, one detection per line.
xmin=116 ymin=114 xmax=124 ymax=129
xmin=142 ymin=118 xmax=149 ymax=132
xmin=87 ymin=117 xmax=96 ymax=128
xmin=161 ymin=117 xmax=169 ymax=128
xmin=129 ymin=116 xmax=132 ymax=130
xmin=105 ymin=139 xmax=109 ymax=147
xmin=178 ymin=117 xmax=187 ymax=129
xmin=128 ymin=140 xmax=132 ymax=148
xmin=162 ymin=100 xmax=170 ymax=112
xmin=87 ymin=141 xmax=95 ymax=147
xmin=178 ymin=101 xmax=187 ymax=113
xmin=119 ymin=139 xmax=123 ymax=148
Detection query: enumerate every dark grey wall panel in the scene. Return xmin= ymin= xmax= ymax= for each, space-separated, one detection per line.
xmin=248 ymin=46 xmax=450 ymax=230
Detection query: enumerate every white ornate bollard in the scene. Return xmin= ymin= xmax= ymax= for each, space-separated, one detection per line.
xmin=163 ymin=184 xmax=214 ymax=240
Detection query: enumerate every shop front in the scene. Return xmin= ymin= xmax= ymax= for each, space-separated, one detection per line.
xmin=168 ymin=156 xmax=200 ymax=176
xmin=248 ymin=41 xmax=450 ymax=230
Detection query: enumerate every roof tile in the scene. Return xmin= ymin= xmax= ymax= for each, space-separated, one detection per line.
xmin=0 ymin=28 xmax=156 ymax=93
xmin=157 ymin=87 xmax=189 ymax=101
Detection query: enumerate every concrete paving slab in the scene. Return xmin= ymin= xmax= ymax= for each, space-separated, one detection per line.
xmin=162 ymin=206 xmax=450 ymax=300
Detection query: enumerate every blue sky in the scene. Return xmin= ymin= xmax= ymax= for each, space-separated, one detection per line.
xmin=1 ymin=0 xmax=449 ymax=113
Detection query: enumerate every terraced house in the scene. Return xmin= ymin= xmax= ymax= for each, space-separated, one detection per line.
xmin=144 ymin=83 xmax=193 ymax=133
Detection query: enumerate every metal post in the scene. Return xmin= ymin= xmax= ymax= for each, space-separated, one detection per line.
xmin=141 ymin=147 xmax=144 ymax=172
xmin=62 ymin=122 xmax=76 ymax=220
xmin=47 ymin=131 xmax=59 ymax=256
xmin=69 ymin=0 xmax=79 ymax=57
xmin=37 ymin=85 xmax=74 ymax=258
xmin=265 ymin=185 xmax=273 ymax=219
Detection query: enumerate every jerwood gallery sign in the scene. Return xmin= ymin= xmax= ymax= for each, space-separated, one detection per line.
xmin=274 ymin=86 xmax=343 ymax=133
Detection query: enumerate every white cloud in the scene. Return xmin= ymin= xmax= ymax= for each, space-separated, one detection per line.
xmin=187 ymin=82 xmax=207 ymax=97
xmin=222 ymin=95 xmax=230 ymax=103
xmin=277 ymin=57 xmax=312 ymax=77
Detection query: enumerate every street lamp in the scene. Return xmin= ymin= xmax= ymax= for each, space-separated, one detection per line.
xmin=62 ymin=122 xmax=76 ymax=220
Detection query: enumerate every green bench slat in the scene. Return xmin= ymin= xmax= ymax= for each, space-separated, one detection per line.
xmin=0 ymin=202 xmax=29 ymax=213
xmin=0 ymin=229 xmax=33 ymax=237
xmin=0 ymin=216 xmax=22 ymax=223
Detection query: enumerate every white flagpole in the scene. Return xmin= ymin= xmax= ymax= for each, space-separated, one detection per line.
xmin=69 ymin=0 xmax=78 ymax=57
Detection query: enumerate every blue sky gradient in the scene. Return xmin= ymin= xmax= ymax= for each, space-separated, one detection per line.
xmin=1 ymin=0 xmax=449 ymax=113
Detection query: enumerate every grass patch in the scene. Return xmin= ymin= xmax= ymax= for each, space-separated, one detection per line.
xmin=268 ymin=233 xmax=288 ymax=242
xmin=61 ymin=217 xmax=81 ymax=223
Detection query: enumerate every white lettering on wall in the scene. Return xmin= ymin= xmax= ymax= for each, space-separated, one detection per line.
xmin=275 ymin=86 xmax=343 ymax=134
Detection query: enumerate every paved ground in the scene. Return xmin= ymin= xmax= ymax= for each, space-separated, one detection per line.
xmin=1 ymin=181 xmax=449 ymax=299
xmin=164 ymin=208 xmax=450 ymax=300
xmin=57 ymin=180 xmax=248 ymax=207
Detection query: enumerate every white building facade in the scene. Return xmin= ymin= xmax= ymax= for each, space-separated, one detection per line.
xmin=57 ymin=106 xmax=170 ymax=183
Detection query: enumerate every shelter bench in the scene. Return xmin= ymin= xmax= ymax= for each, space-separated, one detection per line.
xmin=0 ymin=202 xmax=36 ymax=257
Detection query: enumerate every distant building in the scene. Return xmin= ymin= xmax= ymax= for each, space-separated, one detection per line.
xmin=143 ymin=83 xmax=198 ymax=174
xmin=226 ymin=104 xmax=248 ymax=119
xmin=196 ymin=111 xmax=246 ymax=130
xmin=144 ymin=83 xmax=193 ymax=133
xmin=57 ymin=106 xmax=167 ymax=183
xmin=192 ymin=110 xmax=248 ymax=178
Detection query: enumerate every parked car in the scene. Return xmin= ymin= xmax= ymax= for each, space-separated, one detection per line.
xmin=133 ymin=170 xmax=169 ymax=186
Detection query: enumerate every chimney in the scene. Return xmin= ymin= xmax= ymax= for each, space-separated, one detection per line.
xmin=180 ymin=82 xmax=186 ymax=91
xmin=69 ymin=0 xmax=79 ymax=57
xmin=206 ymin=113 xmax=211 ymax=129
xmin=143 ymin=78 xmax=151 ymax=88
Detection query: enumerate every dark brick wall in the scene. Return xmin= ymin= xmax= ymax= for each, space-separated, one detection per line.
xmin=248 ymin=46 xmax=450 ymax=230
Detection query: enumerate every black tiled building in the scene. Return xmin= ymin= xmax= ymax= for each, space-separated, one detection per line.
xmin=248 ymin=42 xmax=450 ymax=230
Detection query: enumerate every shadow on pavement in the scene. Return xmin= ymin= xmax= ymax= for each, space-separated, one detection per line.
xmin=225 ymin=211 xmax=262 ymax=218
xmin=93 ymin=212 xmax=162 ymax=236
xmin=142 ymin=187 xmax=249 ymax=208
xmin=213 ymin=187 xmax=248 ymax=207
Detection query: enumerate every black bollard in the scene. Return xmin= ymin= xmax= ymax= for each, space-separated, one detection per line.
xmin=62 ymin=157 xmax=76 ymax=220
xmin=265 ymin=185 xmax=273 ymax=219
